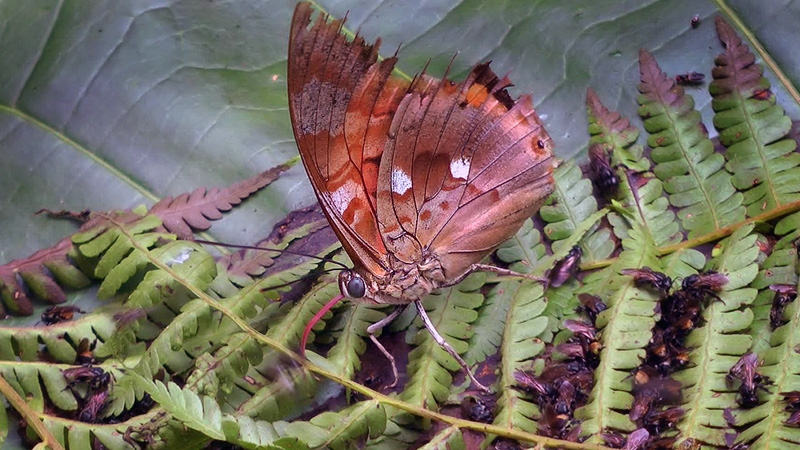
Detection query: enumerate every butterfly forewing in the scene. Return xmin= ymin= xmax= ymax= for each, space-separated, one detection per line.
xmin=288 ymin=4 xmax=406 ymax=278
xmin=289 ymin=2 xmax=554 ymax=296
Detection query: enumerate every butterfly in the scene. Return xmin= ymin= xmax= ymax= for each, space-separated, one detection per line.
xmin=287 ymin=2 xmax=555 ymax=391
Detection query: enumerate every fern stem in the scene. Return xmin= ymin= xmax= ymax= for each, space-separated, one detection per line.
xmin=0 ymin=374 xmax=65 ymax=450
xmin=581 ymin=198 xmax=800 ymax=270
xmin=713 ymin=0 xmax=800 ymax=106
xmin=115 ymin=216 xmax=615 ymax=450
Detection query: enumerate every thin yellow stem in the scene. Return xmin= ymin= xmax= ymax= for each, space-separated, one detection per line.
xmin=0 ymin=374 xmax=65 ymax=450
xmin=581 ymin=198 xmax=800 ymax=271
xmin=114 ymin=215 xmax=613 ymax=450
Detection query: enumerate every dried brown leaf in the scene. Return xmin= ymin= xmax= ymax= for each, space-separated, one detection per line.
xmin=149 ymin=164 xmax=289 ymax=239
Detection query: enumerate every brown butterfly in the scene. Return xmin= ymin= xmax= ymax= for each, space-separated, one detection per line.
xmin=288 ymin=2 xmax=555 ymax=390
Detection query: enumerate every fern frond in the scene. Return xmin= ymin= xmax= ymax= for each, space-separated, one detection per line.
xmin=575 ymin=220 xmax=661 ymax=441
xmin=0 ymin=308 xmax=121 ymax=363
xmin=0 ymin=361 xmax=78 ymax=411
xmin=131 ymin=375 xmax=320 ymax=448
xmin=149 ymin=165 xmax=288 ymax=239
xmin=492 ymin=218 xmax=594 ymax=438
xmin=540 ymin=161 xmax=613 ymax=262
xmin=674 ymin=224 xmax=760 ymax=447
xmin=0 ymin=210 xmax=149 ymax=316
xmin=400 ymin=273 xmax=485 ymax=410
xmin=108 ymin=297 xmax=215 ymax=414
xmin=748 ymin=232 xmax=799 ymax=355
xmin=660 ymin=247 xmax=706 ymax=280
xmin=586 ymin=88 xmax=680 ymax=247
xmin=711 ymin=17 xmax=800 ymax=217
xmin=0 ymin=239 xmax=90 ymax=315
xmin=491 ymin=279 xmax=547 ymax=435
xmin=543 ymin=211 xmax=610 ymax=341
xmin=127 ymin=241 xmax=216 ymax=307
xmin=215 ymin=205 xmax=333 ymax=287
xmin=72 ymin=214 xmax=176 ymax=299
xmin=40 ymin=411 xmax=160 ymax=450
xmin=228 ymin=277 xmax=345 ymax=419
xmin=731 ymin=218 xmax=800 ymax=449
xmin=364 ymin=410 xmax=419 ymax=450
xmin=417 ymin=426 xmax=464 ymax=450
xmin=266 ymin=276 xmax=341 ymax=351
xmin=309 ymin=400 xmax=387 ymax=449
xmin=638 ymin=49 xmax=745 ymax=238
xmin=586 ymin=88 xmax=650 ymax=173
xmin=189 ymin=275 xmax=337 ymax=400
xmin=234 ymin=365 xmax=318 ymax=420
xmin=326 ymin=303 xmax=387 ymax=379
xmin=736 ymin=297 xmax=800 ymax=449
xmin=112 ymin=234 xmax=332 ymax=413
xmin=465 ymin=220 xmax=545 ymax=366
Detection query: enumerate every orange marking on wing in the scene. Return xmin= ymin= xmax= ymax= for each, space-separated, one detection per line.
xmin=465 ymin=84 xmax=490 ymax=107
xmin=466 ymin=184 xmax=483 ymax=199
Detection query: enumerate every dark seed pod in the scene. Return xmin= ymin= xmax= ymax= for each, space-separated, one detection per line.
xmin=78 ymin=389 xmax=109 ymax=423
xmin=577 ymin=293 xmax=607 ymax=324
xmin=727 ymin=353 xmax=770 ymax=408
xmin=588 ymin=143 xmax=619 ymax=196
xmin=63 ymin=366 xmax=111 ymax=391
xmin=549 ymin=246 xmax=582 ymax=288
xmin=769 ymin=284 xmax=798 ymax=329
xmin=461 ymin=397 xmax=493 ymax=423
xmin=41 ymin=305 xmax=86 ymax=326
xmin=753 ymin=88 xmax=773 ymax=101
xmin=622 ymin=428 xmax=650 ymax=450
xmin=622 ymin=268 xmax=673 ymax=295
xmin=75 ymin=338 xmax=98 ymax=366
xmin=675 ymin=72 xmax=705 ymax=85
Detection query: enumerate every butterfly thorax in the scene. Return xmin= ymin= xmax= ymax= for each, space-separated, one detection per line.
xmin=361 ymin=252 xmax=448 ymax=305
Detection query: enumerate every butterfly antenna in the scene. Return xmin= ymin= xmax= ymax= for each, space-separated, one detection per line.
xmin=300 ymin=294 xmax=345 ymax=358
xmin=260 ymin=268 xmax=343 ymax=294
xmin=191 ymin=239 xmax=349 ymax=270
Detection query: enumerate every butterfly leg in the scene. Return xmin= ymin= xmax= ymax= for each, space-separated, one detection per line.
xmin=414 ymin=300 xmax=491 ymax=393
xmin=367 ymin=304 xmax=408 ymax=388
xmin=469 ymin=263 xmax=549 ymax=285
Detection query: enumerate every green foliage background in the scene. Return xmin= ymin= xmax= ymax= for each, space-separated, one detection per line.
xmin=2 ymin=0 xmax=797 ymax=268
xmin=1 ymin=1 xmax=800 ymax=449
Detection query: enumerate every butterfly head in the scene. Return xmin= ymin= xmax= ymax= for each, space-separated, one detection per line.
xmin=338 ymin=270 xmax=366 ymax=299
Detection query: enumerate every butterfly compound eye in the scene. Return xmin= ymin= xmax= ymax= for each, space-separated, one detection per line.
xmin=346 ymin=276 xmax=366 ymax=298
xmin=337 ymin=271 xmax=366 ymax=299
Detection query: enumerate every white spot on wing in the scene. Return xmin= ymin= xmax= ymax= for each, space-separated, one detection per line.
xmin=331 ymin=180 xmax=358 ymax=215
xmin=392 ymin=168 xmax=412 ymax=195
xmin=450 ymin=156 xmax=470 ymax=180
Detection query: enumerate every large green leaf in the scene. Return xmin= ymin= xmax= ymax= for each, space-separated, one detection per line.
xmin=1 ymin=1 xmax=798 ymax=449
xmin=2 ymin=0 xmax=797 ymax=271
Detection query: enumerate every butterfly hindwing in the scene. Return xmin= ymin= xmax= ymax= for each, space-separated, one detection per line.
xmin=377 ymin=63 xmax=555 ymax=279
